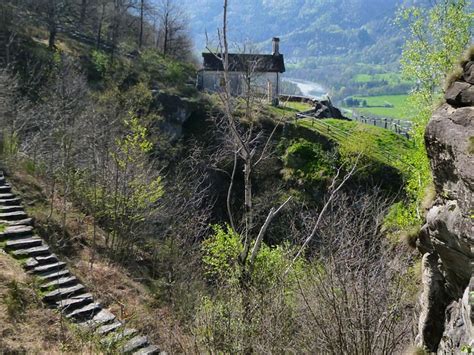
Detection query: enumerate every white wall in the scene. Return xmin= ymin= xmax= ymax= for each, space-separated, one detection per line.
xmin=199 ymin=71 xmax=280 ymax=100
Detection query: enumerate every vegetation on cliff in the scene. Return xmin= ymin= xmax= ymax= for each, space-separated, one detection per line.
xmin=0 ymin=0 xmax=472 ymax=353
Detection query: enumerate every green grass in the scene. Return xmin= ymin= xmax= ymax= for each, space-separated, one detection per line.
xmin=297 ymin=118 xmax=414 ymax=169
xmin=352 ymin=94 xmax=411 ymax=120
xmin=353 ymin=73 xmax=412 ymax=85
xmin=283 ymin=101 xmax=313 ymax=111
xmin=269 ymin=101 xmax=313 ymax=117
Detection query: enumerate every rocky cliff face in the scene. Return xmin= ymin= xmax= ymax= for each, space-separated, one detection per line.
xmin=150 ymin=92 xmax=201 ymax=141
xmin=416 ymin=56 xmax=474 ymax=352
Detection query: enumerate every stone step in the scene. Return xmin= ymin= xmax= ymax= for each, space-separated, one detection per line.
xmin=123 ymin=336 xmax=149 ymax=353
xmin=12 ymin=245 xmax=50 ymax=257
xmin=41 ymin=276 xmax=77 ymax=291
xmin=0 ymin=205 xmax=24 ymax=213
xmin=0 ymin=184 xmax=12 ymax=193
xmin=32 ymin=261 xmax=66 ymax=275
xmin=0 ymin=211 xmax=28 ymax=221
xmin=133 ymin=345 xmax=161 ymax=355
xmin=25 ymin=254 xmax=58 ymax=270
xmin=57 ymin=293 xmax=94 ymax=312
xmin=80 ymin=309 xmax=116 ymax=329
xmin=43 ymin=283 xmax=85 ymax=303
xmin=1 ymin=218 xmax=33 ymax=226
xmin=5 ymin=236 xmax=43 ymax=250
xmin=0 ymin=197 xmax=21 ymax=206
xmin=0 ymin=193 xmax=16 ymax=200
xmin=38 ymin=269 xmax=70 ymax=282
xmin=0 ymin=225 xmax=33 ymax=240
xmin=102 ymin=328 xmax=138 ymax=346
xmin=97 ymin=321 xmax=123 ymax=336
xmin=66 ymin=302 xmax=102 ymax=320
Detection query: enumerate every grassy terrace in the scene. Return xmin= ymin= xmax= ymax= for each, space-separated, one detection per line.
xmin=267 ymin=101 xmax=313 ymax=118
xmin=350 ymin=94 xmax=411 ymax=120
xmin=297 ymin=118 xmax=414 ymax=169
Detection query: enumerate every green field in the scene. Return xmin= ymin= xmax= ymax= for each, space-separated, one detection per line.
xmin=352 ymin=94 xmax=411 ymax=120
xmin=297 ymin=118 xmax=414 ymax=169
xmin=353 ymin=73 xmax=412 ymax=85
xmin=283 ymin=101 xmax=313 ymax=111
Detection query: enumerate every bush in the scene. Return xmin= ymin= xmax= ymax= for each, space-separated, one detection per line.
xmin=89 ymin=49 xmax=110 ymax=81
xmin=3 ymin=281 xmax=30 ymax=320
xmin=136 ymin=49 xmax=195 ymax=88
xmin=202 ymin=224 xmax=306 ymax=286
xmin=201 ymin=224 xmax=242 ymax=283
xmin=196 ymin=224 xmax=305 ymax=353
xmin=282 ymin=139 xmax=335 ymax=184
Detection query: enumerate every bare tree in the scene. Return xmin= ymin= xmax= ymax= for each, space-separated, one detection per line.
xmin=155 ymin=0 xmax=192 ymax=58
xmin=203 ymin=2 xmax=299 ymax=351
xmin=295 ymin=190 xmax=414 ymax=354
xmin=26 ymin=0 xmax=73 ymax=48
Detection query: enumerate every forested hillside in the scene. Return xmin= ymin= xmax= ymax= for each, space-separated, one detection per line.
xmin=180 ymin=0 xmax=423 ymax=97
xmin=0 ymin=0 xmax=472 ymax=353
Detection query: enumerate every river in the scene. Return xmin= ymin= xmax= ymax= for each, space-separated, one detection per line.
xmin=282 ymin=78 xmax=328 ymax=99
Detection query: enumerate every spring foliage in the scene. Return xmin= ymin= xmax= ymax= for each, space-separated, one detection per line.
xmin=392 ymin=0 xmax=473 ymax=227
xmin=202 ymin=224 xmax=305 ymax=288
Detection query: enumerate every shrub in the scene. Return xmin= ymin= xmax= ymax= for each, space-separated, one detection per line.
xmin=90 ymin=50 xmax=110 ymax=80
xmin=282 ymin=139 xmax=335 ymax=184
xmin=197 ymin=225 xmax=305 ymax=353
xmin=201 ymin=224 xmax=242 ymax=283
xmin=3 ymin=280 xmax=29 ymax=320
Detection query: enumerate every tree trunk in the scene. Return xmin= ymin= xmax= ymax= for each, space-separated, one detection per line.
xmin=48 ymin=25 xmax=57 ymax=49
xmin=139 ymin=0 xmax=144 ymax=48
xmin=80 ymin=0 xmax=87 ymax=28
xmin=241 ymin=158 xmax=252 ymax=261
xmin=163 ymin=12 xmax=169 ymax=55
xmin=96 ymin=4 xmax=105 ymax=49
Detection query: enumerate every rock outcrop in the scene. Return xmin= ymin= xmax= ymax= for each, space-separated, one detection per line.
xmin=309 ymin=98 xmax=347 ymax=120
xmin=417 ymin=56 xmax=474 ymax=352
xmin=150 ymin=92 xmax=200 ymax=141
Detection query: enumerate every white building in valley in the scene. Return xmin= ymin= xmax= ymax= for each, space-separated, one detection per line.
xmin=197 ymin=38 xmax=285 ymax=105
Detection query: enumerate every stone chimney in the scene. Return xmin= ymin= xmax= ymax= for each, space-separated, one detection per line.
xmin=272 ymin=37 xmax=280 ymax=56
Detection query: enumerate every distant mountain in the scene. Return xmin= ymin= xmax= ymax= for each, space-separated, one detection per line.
xmin=177 ymin=0 xmax=419 ymax=97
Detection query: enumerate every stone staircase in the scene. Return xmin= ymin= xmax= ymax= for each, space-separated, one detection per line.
xmin=0 ymin=172 xmax=161 ymax=354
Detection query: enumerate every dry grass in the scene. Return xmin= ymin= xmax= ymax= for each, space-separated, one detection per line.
xmin=400 ymin=226 xmax=421 ymax=249
xmin=72 ymin=242 xmax=197 ymax=353
xmin=421 ymin=183 xmax=437 ymax=213
xmin=7 ymin=164 xmax=196 ymax=353
xmin=0 ymin=252 xmax=92 ymax=353
xmin=444 ymin=66 xmax=464 ymax=91
xmin=462 ymin=45 xmax=474 ymax=63
xmin=445 ymin=45 xmax=474 ymax=91
xmin=404 ymin=345 xmax=428 ymax=355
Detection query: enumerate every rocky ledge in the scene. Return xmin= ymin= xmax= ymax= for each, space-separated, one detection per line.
xmin=416 ymin=55 xmax=474 ymax=352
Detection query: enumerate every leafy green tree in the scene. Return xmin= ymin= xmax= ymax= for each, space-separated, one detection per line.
xmin=395 ymin=0 xmax=473 ymax=226
xmin=101 ymin=114 xmax=163 ymax=259
xmin=197 ymin=224 xmax=305 ymax=353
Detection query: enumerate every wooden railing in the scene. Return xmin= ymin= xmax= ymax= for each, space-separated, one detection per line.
xmin=345 ymin=109 xmax=412 ymax=139
xmin=294 ymin=112 xmax=414 ymax=169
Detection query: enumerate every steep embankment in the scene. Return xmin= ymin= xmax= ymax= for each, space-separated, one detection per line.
xmin=416 ymin=55 xmax=473 ymax=352
xmin=0 ymin=172 xmax=161 ymax=354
